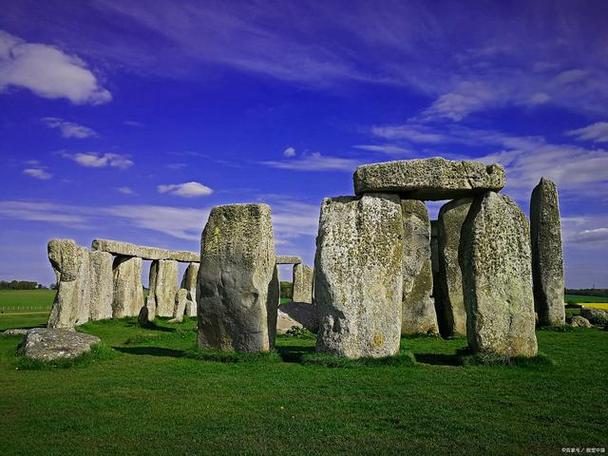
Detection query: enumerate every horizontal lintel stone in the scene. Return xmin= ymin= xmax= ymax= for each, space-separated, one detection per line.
xmin=92 ymin=239 xmax=199 ymax=262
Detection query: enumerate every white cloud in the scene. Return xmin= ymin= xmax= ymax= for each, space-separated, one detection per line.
xmin=0 ymin=30 xmax=111 ymax=105
xmin=260 ymin=152 xmax=361 ymax=172
xmin=0 ymin=201 xmax=87 ymax=225
xmin=63 ymin=152 xmax=133 ymax=169
xmin=569 ymin=228 xmax=608 ymax=244
xmin=117 ymin=186 xmax=135 ymax=195
xmin=566 ymin=122 xmax=608 ymax=143
xmin=353 ymin=144 xmax=412 ymax=155
xmin=283 ymin=146 xmax=296 ymax=157
xmin=42 ymin=117 xmax=97 ymax=138
xmin=420 ymin=81 xmax=502 ymax=122
xmin=23 ymin=168 xmax=52 ymax=180
xmin=157 ymin=181 xmax=213 ymax=198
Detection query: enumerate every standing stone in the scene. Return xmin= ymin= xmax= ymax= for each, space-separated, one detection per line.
xmin=112 ymin=256 xmax=144 ymax=318
xmin=169 ymin=289 xmax=189 ymax=323
xmin=47 ymin=240 xmax=90 ymax=329
xmin=267 ymin=266 xmax=280 ymax=348
xmin=436 ymin=198 xmax=473 ymax=336
xmin=530 ymin=178 xmax=566 ymax=326
xmin=88 ymin=251 xmax=113 ymax=321
xmin=149 ymin=260 xmax=179 ymax=317
xmin=315 ymin=194 xmax=404 ymax=359
xmin=400 ymin=200 xmax=438 ymax=335
xmin=197 ymin=203 xmax=277 ymax=352
xmin=292 ymin=263 xmax=313 ymax=303
xmin=461 ymin=192 xmax=538 ymax=358
xmin=181 ymin=262 xmax=199 ymax=317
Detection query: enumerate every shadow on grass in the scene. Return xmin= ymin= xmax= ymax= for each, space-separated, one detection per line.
xmin=276 ymin=344 xmax=315 ymax=363
xmin=114 ymin=346 xmax=185 ymax=358
xmin=414 ymin=353 xmax=463 ymax=366
xmin=301 ymin=351 xmax=417 ymax=368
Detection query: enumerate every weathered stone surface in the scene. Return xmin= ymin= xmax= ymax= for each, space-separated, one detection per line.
xmin=401 ymin=200 xmax=438 ymax=335
xmin=2 ymin=328 xmax=29 ymax=336
xmin=88 ymin=251 xmax=113 ymax=321
xmin=181 ymin=262 xmax=199 ymax=317
xmin=17 ymin=328 xmax=100 ymax=362
xmin=570 ymin=315 xmax=592 ymax=328
xmin=353 ymin=158 xmax=505 ymax=200
xmin=315 ymin=194 xmax=404 ymax=358
xmin=197 ymin=204 xmax=277 ymax=352
xmin=112 ymin=256 xmax=144 ymax=318
xmin=276 ymin=302 xmax=318 ymax=334
xmin=149 ymin=260 xmax=179 ymax=317
xmin=169 ymin=288 xmax=189 ymax=323
xmin=436 ymin=198 xmax=473 ymax=336
xmin=580 ymin=307 xmax=608 ymax=326
xmin=143 ymin=294 xmax=156 ymax=322
xmin=530 ymin=178 xmax=566 ymax=326
xmin=276 ymin=256 xmax=302 ymax=265
xmin=47 ymin=240 xmax=90 ymax=329
xmin=292 ymin=263 xmax=313 ymax=303
xmin=461 ymin=192 xmax=538 ymax=357
xmin=92 ymin=239 xmax=199 ymax=262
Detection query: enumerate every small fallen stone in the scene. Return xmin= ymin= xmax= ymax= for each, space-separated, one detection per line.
xmin=17 ymin=328 xmax=100 ymax=362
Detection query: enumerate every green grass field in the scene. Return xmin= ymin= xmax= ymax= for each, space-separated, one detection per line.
xmin=565 ymin=294 xmax=608 ymax=304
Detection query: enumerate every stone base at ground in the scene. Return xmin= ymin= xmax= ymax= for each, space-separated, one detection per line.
xmin=17 ymin=328 xmax=100 ymax=362
xmin=570 ymin=315 xmax=592 ymax=328
xmin=276 ymin=302 xmax=318 ymax=334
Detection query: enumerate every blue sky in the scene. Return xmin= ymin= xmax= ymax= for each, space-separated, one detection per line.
xmin=1 ymin=0 xmax=607 ymax=288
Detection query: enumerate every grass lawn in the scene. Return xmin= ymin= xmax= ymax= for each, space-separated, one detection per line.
xmin=0 ymin=289 xmax=55 ymax=314
xmin=1 ymin=315 xmax=607 ymax=455
xmin=565 ymin=294 xmax=608 ymax=304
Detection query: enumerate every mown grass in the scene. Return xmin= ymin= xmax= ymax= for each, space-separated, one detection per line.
xmin=564 ymin=294 xmax=608 ymax=304
xmin=0 ymin=289 xmax=55 ymax=313
xmin=1 ymin=314 xmax=606 ymax=455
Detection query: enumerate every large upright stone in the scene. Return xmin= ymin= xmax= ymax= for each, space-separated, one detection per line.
xmin=112 ymin=256 xmax=144 ymax=318
xmin=181 ymin=262 xmax=199 ymax=317
xmin=88 ymin=251 xmax=113 ymax=321
xmin=353 ymin=158 xmax=505 ymax=200
xmin=400 ymin=200 xmax=438 ymax=335
xmin=149 ymin=260 xmax=179 ymax=317
xmin=47 ymin=240 xmax=90 ymax=329
xmin=292 ymin=263 xmax=313 ymax=303
xmin=530 ymin=178 xmax=565 ymax=326
xmin=461 ymin=192 xmax=537 ymax=357
xmin=197 ymin=203 xmax=277 ymax=352
xmin=436 ymin=198 xmax=473 ymax=336
xmin=315 ymin=194 xmax=404 ymax=358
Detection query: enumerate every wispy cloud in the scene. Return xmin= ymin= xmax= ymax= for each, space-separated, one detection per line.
xmin=62 ymin=152 xmax=133 ymax=169
xmin=566 ymin=122 xmax=608 ymax=143
xmin=23 ymin=167 xmax=52 ymax=180
xmin=42 ymin=117 xmax=97 ymax=138
xmin=157 ymin=181 xmax=213 ymax=197
xmin=353 ymin=144 xmax=412 ymax=155
xmin=117 ymin=186 xmax=135 ymax=195
xmin=0 ymin=30 xmax=111 ymax=104
xmin=260 ymin=152 xmax=361 ymax=172
xmin=283 ymin=146 xmax=296 ymax=157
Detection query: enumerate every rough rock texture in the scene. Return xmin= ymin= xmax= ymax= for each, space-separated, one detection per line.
xmin=276 ymin=302 xmax=318 ymax=334
xmin=353 ymin=158 xmax=506 ymax=200
xmin=530 ymin=178 xmax=566 ymax=326
xmin=17 ymin=328 xmax=100 ymax=362
xmin=570 ymin=315 xmax=592 ymax=328
xmin=315 ymin=194 xmax=404 ymax=358
xmin=292 ymin=263 xmax=314 ymax=303
xmin=88 ymin=251 xmax=113 ymax=321
xmin=92 ymin=239 xmax=199 ymax=262
xmin=197 ymin=203 xmax=277 ymax=352
xmin=400 ymin=200 xmax=438 ymax=335
xmin=180 ymin=262 xmax=199 ymax=313
xmin=149 ymin=260 xmax=179 ymax=317
xmin=143 ymin=294 xmax=156 ymax=322
xmin=47 ymin=240 xmax=90 ymax=329
xmin=169 ymin=288 xmax=189 ymax=323
xmin=461 ymin=192 xmax=538 ymax=358
xmin=276 ymin=255 xmax=302 ymax=265
xmin=436 ymin=198 xmax=473 ymax=336
xmin=112 ymin=256 xmax=144 ymax=318
xmin=2 ymin=328 xmax=29 ymax=336
xmin=580 ymin=308 xmax=608 ymax=326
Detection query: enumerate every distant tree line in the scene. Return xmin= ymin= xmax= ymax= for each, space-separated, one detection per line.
xmin=565 ymin=288 xmax=608 ymax=297
xmin=280 ymin=281 xmax=293 ymax=299
xmin=0 ymin=280 xmax=48 ymax=290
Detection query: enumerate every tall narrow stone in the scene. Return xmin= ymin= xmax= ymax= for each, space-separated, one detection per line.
xmin=169 ymin=288 xmax=189 ymax=323
xmin=315 ymin=194 xmax=404 ymax=359
xmin=88 ymin=251 xmax=113 ymax=321
xmin=400 ymin=200 xmax=438 ymax=335
xmin=436 ymin=198 xmax=473 ymax=337
xmin=530 ymin=178 xmax=565 ymax=326
xmin=181 ymin=262 xmax=199 ymax=316
xmin=47 ymin=240 xmax=90 ymax=328
xmin=461 ymin=192 xmax=537 ymax=358
xmin=292 ymin=263 xmax=313 ymax=303
xmin=197 ymin=203 xmax=277 ymax=352
xmin=112 ymin=256 xmax=144 ymax=318
xmin=149 ymin=259 xmax=179 ymax=317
